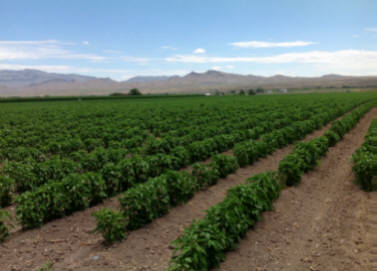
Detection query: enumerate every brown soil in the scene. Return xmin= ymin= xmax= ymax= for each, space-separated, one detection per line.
xmin=0 ymin=112 xmax=367 ymax=271
xmin=216 ymin=108 xmax=377 ymax=271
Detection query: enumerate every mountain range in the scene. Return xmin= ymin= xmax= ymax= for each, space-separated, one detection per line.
xmin=0 ymin=69 xmax=377 ymax=97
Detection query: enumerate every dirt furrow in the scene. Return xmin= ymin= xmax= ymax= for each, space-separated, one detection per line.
xmin=216 ymin=108 xmax=377 ymax=271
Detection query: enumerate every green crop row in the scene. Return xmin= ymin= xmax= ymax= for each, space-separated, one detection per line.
xmin=166 ymin=102 xmax=375 ymax=271
xmin=233 ymin=111 xmax=336 ymax=167
xmin=2 ymin=94 xmax=374 ymax=236
xmin=279 ymin=102 xmax=374 ymax=186
xmin=16 ymin=173 xmax=107 ymax=229
xmin=0 ymin=210 xmax=12 ymax=242
xmin=352 ymin=119 xmax=377 ymax=191
xmin=168 ymin=172 xmax=280 ymax=270
xmin=0 ymin=98 xmax=298 ymax=162
xmin=91 ymin=101 xmax=365 ymax=244
xmin=93 ymin=155 xmax=238 ymax=243
xmin=7 ymin=99 xmax=352 ymax=219
xmin=0 ymin=104 xmax=304 ymax=199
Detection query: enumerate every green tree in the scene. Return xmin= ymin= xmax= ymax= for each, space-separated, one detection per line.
xmin=256 ymin=87 xmax=264 ymax=94
xmin=247 ymin=89 xmax=256 ymax=95
xmin=128 ymin=88 xmax=142 ymax=95
xmin=239 ymin=89 xmax=245 ymax=95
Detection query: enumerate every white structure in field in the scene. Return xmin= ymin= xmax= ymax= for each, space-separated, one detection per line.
xmin=205 ymin=92 xmax=211 ymax=96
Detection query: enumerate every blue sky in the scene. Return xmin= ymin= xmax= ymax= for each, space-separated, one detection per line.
xmin=1 ymin=0 xmax=377 ymax=80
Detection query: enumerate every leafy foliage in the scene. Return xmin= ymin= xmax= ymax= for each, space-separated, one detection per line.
xmin=0 ymin=210 xmax=12 ymax=242
xmin=119 ymin=177 xmax=170 ymax=230
xmin=0 ymin=175 xmax=14 ymax=207
xmin=164 ymin=171 xmax=197 ymax=205
xmin=278 ymin=153 xmax=304 ymax=186
xmin=191 ymin=163 xmax=220 ymax=189
xmin=168 ymin=171 xmax=280 ymax=270
xmin=0 ymin=93 xmax=372 ymax=232
xmin=92 ymin=208 xmax=127 ymax=244
xmin=16 ymin=172 xmax=107 ymax=229
xmin=279 ymin=102 xmax=374 ymax=187
xmin=209 ymin=154 xmax=239 ymax=178
xmin=353 ymin=119 xmax=377 ymax=191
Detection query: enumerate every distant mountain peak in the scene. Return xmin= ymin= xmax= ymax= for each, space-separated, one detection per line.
xmin=321 ymin=74 xmax=343 ymax=78
xmin=0 ymin=68 xmax=377 ymax=97
xmin=126 ymin=75 xmax=177 ymax=83
xmin=185 ymin=70 xmax=228 ymax=78
xmin=0 ymin=69 xmax=101 ymax=88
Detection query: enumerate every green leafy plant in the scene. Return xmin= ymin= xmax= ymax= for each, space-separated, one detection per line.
xmin=210 ymin=154 xmax=239 ymax=178
xmin=0 ymin=210 xmax=12 ymax=242
xmin=92 ymin=208 xmax=127 ymax=244
xmin=278 ymin=153 xmax=304 ymax=186
xmin=38 ymin=262 xmax=53 ymax=271
xmin=352 ymin=119 xmax=377 ymax=191
xmin=164 ymin=170 xmax=197 ymax=205
xmin=324 ymin=130 xmax=340 ymax=146
xmin=0 ymin=175 xmax=14 ymax=207
xmin=191 ymin=163 xmax=220 ymax=188
xmin=233 ymin=140 xmax=259 ymax=167
xmin=119 ymin=177 xmax=170 ymax=230
xmin=16 ymin=172 xmax=107 ymax=229
xmin=169 ymin=171 xmax=280 ymax=270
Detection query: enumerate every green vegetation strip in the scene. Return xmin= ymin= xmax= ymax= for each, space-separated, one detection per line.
xmin=14 ymin=101 xmax=356 ymax=229
xmin=0 ymin=94 xmax=374 ymax=242
xmin=352 ymin=119 xmax=377 ymax=191
xmin=2 ymin=101 xmax=304 ymax=196
xmin=91 ymin=101 xmax=367 ymax=244
xmin=167 ymin=102 xmax=375 ymax=271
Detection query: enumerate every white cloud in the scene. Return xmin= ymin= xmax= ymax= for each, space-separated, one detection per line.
xmin=352 ymin=34 xmax=360 ymax=38
xmin=82 ymin=41 xmax=89 ymax=45
xmin=0 ymin=63 xmax=129 ymax=74
xmin=193 ymin=48 xmax=206 ymax=54
xmin=0 ymin=45 xmax=105 ymax=61
xmin=0 ymin=40 xmax=105 ymax=61
xmin=229 ymin=40 xmax=317 ymax=48
xmin=364 ymin=28 xmax=377 ymax=32
xmin=211 ymin=65 xmax=235 ymax=71
xmin=0 ymin=64 xmax=191 ymax=81
xmin=166 ymin=50 xmax=377 ymax=76
xmin=166 ymin=50 xmax=377 ymax=64
xmin=0 ymin=41 xmax=153 ymax=63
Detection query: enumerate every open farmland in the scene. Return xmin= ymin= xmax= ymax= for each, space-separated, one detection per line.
xmin=0 ymin=92 xmax=377 ymax=271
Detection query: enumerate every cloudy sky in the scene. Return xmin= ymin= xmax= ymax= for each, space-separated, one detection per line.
xmin=1 ymin=0 xmax=377 ymax=80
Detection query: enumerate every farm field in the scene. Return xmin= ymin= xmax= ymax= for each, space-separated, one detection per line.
xmin=0 ymin=92 xmax=376 ymax=271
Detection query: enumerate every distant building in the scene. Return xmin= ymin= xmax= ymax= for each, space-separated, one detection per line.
xmin=280 ymin=88 xmax=288 ymax=93
xmin=205 ymin=92 xmax=211 ymax=96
